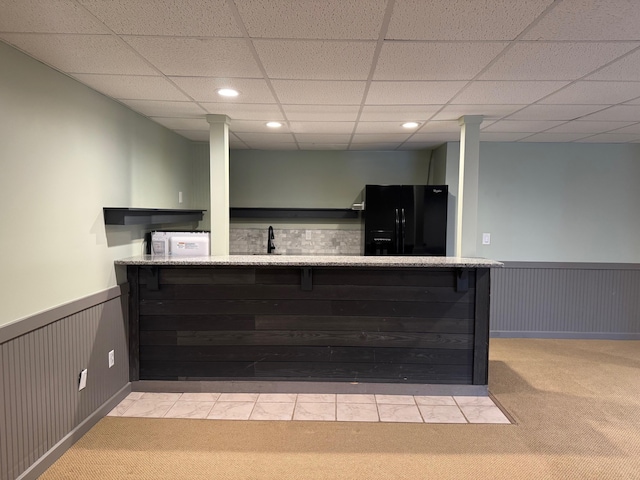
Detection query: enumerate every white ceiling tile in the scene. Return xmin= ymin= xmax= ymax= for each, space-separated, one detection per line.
xmin=119 ymin=100 xmax=206 ymax=117
xmin=151 ymin=117 xmax=209 ymax=130
xmin=577 ymin=105 xmax=640 ymax=122
xmin=479 ymin=42 xmax=638 ymax=80
xmin=78 ymin=0 xmax=242 ymax=36
xmin=297 ymin=143 xmax=350 ymax=150
xmin=355 ymin=122 xmax=416 ymax=134
xmin=479 ymin=132 xmax=533 ymax=141
xmin=351 ymin=133 xmax=412 ymax=142
xmin=506 ymin=104 xmax=607 ymax=120
xmin=233 ymin=132 xmax=296 ymax=143
xmin=432 ymin=105 xmax=525 ymax=121
xmin=586 ymin=48 xmax=640 ymax=81
xmin=289 ymin=122 xmax=355 ymax=134
xmin=169 ymin=77 xmax=276 ymax=103
xmin=0 ymin=33 xmax=157 ymax=74
xmin=71 ymin=74 xmax=191 ymax=101
xmin=254 ymin=40 xmax=376 ymax=80
xmin=293 ymin=134 xmax=352 ymax=143
xmin=349 ymin=144 xmax=402 ymax=150
xmin=545 ymin=121 xmax=635 ymax=134
xmin=271 ymin=80 xmax=367 ymax=105
xmin=518 ymin=133 xmax=590 ymax=142
xmin=398 ymin=143 xmax=442 ymax=150
xmin=235 ymin=0 xmax=387 ymax=39
xmin=523 ymin=0 xmax=640 ymax=41
xmin=175 ymin=129 xmax=211 ymax=142
xmin=374 ymin=42 xmax=507 ymax=80
xmin=201 ymin=103 xmax=284 ymax=120
xmin=408 ymin=132 xmax=461 ymax=142
xmin=607 ymin=123 xmax=640 ymax=135
xmin=123 ymin=37 xmax=261 ymax=77
xmin=452 ymin=81 xmax=570 ymax=104
xmin=539 ymin=82 xmax=640 ymax=105
xmin=366 ymin=81 xmax=467 ymax=105
xmin=0 ymin=0 xmax=110 ymax=33
xmin=359 ymin=105 xmax=441 ymax=121
xmin=420 ymin=121 xmax=464 ymax=133
xmin=387 ymin=0 xmax=553 ymax=40
xmin=575 ymin=133 xmax=640 ymax=143
xmin=482 ymin=120 xmax=565 ymax=132
xmin=282 ymin=105 xmax=360 ymax=122
xmin=243 ymin=143 xmax=299 ymax=150
xmin=229 ymin=120 xmax=290 ymax=133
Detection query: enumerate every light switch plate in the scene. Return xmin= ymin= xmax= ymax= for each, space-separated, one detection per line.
xmin=482 ymin=233 xmax=491 ymax=245
xmin=108 ymin=350 xmax=115 ymax=368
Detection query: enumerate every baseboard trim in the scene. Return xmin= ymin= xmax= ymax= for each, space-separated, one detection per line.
xmin=132 ymin=380 xmax=488 ymax=397
xmin=490 ymin=331 xmax=640 ymax=340
xmin=16 ymin=383 xmax=132 ymax=480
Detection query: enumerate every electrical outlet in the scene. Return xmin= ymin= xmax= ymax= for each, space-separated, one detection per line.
xmin=178 ymin=191 xmax=183 ymax=204
xmin=108 ymin=350 xmax=115 ymax=368
xmin=482 ymin=233 xmax=491 ymax=245
xmin=78 ymin=369 xmax=88 ymax=391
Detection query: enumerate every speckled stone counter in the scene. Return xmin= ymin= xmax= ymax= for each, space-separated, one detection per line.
xmin=119 ymin=255 xmax=500 ymax=388
xmin=116 ymin=254 xmax=502 ymax=268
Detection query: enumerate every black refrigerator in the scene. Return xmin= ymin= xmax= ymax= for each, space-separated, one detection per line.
xmin=362 ymin=185 xmax=448 ymax=256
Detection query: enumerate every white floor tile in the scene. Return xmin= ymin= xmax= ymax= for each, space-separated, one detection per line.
xmin=460 ymin=405 xmax=510 ymax=424
xmin=179 ymin=393 xmax=221 ymax=402
xmin=124 ymin=399 xmax=176 ymax=418
xmin=419 ymin=405 xmax=468 ymax=424
xmin=297 ymin=393 xmax=336 ymax=403
xmin=250 ymin=402 xmax=295 ymax=421
xmin=107 ymin=399 xmax=135 ymax=416
xmin=337 ymin=394 xmax=376 ymax=404
xmin=257 ymin=393 xmax=297 ymax=403
xmin=139 ymin=392 xmax=182 ymax=402
xmin=207 ymin=401 xmax=255 ymax=420
xmin=126 ymin=392 xmax=145 ymax=400
xmin=337 ymin=403 xmax=379 ymax=422
xmin=415 ymin=395 xmax=456 ymax=406
xmin=454 ymin=396 xmax=495 ymax=407
xmin=293 ymin=402 xmax=336 ymax=421
xmin=375 ymin=394 xmax=416 ymax=405
xmin=378 ymin=404 xmax=423 ymax=423
xmin=217 ymin=393 xmax=259 ymax=402
xmin=165 ymin=401 xmax=215 ymax=419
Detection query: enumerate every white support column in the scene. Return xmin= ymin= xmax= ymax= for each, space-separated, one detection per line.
xmin=206 ymin=114 xmax=231 ymax=255
xmin=456 ymin=115 xmax=483 ymax=258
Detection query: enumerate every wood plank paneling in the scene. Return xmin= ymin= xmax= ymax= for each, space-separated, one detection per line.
xmin=133 ymin=265 xmax=484 ymax=385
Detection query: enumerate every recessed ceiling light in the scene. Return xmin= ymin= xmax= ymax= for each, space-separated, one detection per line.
xmin=266 ymin=122 xmax=282 ymax=128
xmin=402 ymin=122 xmax=420 ymax=129
xmin=217 ymin=88 xmax=239 ymax=97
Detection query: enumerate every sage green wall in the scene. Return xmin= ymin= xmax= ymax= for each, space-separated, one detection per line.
xmin=467 ymin=142 xmax=640 ymax=262
xmin=0 ymin=42 xmax=194 ymax=327
xmin=228 ymin=149 xmax=431 ymax=228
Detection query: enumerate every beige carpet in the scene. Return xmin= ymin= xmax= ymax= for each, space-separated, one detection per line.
xmin=40 ymin=339 xmax=640 ymax=479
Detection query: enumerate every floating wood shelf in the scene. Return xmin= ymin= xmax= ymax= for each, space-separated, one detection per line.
xmin=230 ymin=208 xmax=359 ymax=219
xmin=103 ymin=208 xmax=205 ymax=225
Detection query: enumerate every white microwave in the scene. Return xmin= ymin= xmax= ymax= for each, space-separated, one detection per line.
xmin=150 ymin=231 xmax=210 ymax=257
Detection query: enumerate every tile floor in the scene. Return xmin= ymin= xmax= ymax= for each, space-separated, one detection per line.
xmin=108 ymin=392 xmax=511 ymax=424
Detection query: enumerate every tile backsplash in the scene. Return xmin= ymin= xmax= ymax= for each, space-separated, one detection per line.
xmin=230 ymin=228 xmax=361 ymax=255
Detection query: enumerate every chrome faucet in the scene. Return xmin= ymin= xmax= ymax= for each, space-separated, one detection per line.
xmin=267 ymin=226 xmax=276 ymax=253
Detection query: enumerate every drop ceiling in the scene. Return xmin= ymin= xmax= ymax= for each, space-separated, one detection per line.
xmin=2 ymin=0 xmax=640 ymax=150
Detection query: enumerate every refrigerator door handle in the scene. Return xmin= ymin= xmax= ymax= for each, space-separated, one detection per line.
xmin=401 ymin=208 xmax=406 ymax=254
xmin=395 ymin=208 xmax=400 ymax=253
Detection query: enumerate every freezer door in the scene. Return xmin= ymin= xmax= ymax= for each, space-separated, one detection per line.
xmin=405 ymin=185 xmax=448 ymax=255
xmin=363 ymin=185 xmax=402 ymax=255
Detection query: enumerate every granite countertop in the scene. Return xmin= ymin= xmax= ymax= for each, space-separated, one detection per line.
xmin=115 ymin=254 xmax=503 ymax=268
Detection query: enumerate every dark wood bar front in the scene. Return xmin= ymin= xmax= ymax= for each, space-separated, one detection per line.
xmin=119 ymin=256 xmax=500 ymax=387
